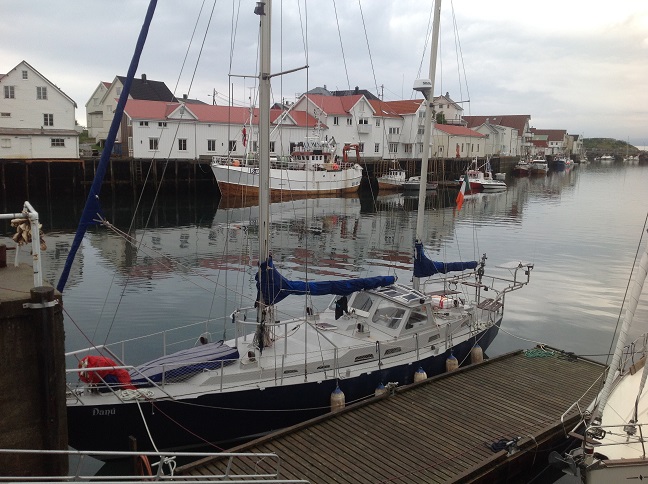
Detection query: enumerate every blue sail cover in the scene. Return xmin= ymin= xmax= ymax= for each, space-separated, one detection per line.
xmin=258 ymin=257 xmax=396 ymax=305
xmin=413 ymin=242 xmax=478 ymax=278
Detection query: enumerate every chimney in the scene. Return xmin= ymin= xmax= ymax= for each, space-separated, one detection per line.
xmin=354 ymin=86 xmax=359 ymax=94
xmin=142 ymin=73 xmax=147 ymax=83
xmin=183 ymin=94 xmax=188 ymax=101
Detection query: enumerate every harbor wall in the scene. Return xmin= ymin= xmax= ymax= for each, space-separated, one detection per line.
xmin=0 ymin=257 xmax=67 ymax=476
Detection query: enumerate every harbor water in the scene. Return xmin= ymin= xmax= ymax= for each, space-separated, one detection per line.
xmin=2 ymin=162 xmax=648 ymax=368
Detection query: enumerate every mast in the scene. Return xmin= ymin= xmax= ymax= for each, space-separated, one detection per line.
xmin=256 ymin=0 xmax=272 ymax=332
xmin=413 ymin=0 xmax=441 ymax=291
xmin=593 ymin=231 xmax=648 ymax=422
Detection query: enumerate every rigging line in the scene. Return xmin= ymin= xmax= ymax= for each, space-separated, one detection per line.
xmin=450 ymin=0 xmax=470 ymax=115
xmin=101 ymin=2 xmax=219 ymax=346
xmin=170 ymin=0 xmax=209 ymax=98
xmin=332 ymin=0 xmax=351 ymax=89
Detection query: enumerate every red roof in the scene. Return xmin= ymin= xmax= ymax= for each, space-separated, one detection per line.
xmin=374 ymin=99 xmax=422 ymax=117
xmin=435 ymin=124 xmax=485 ymax=138
xmin=123 ymin=99 xmax=320 ymax=127
xmin=305 ymin=94 xmax=363 ymax=115
xmin=463 ymin=115 xmax=531 ymax=134
xmin=532 ymin=140 xmax=549 ymax=148
xmin=530 ymin=128 xmax=567 ymax=141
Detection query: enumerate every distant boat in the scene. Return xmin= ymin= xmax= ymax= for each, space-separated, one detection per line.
xmin=512 ymin=159 xmax=531 ymax=177
xmin=529 ymin=159 xmax=548 ymax=175
xmin=459 ymin=158 xmax=507 ymax=192
xmin=402 ymin=175 xmax=438 ymax=192
xmin=377 ymin=161 xmax=407 ymax=191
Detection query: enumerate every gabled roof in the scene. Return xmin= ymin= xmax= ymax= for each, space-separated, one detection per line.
xmin=305 ymin=94 xmax=364 ymax=116
xmin=532 ymin=140 xmax=549 ymax=148
xmin=1 ymin=60 xmax=77 ymax=107
xmin=331 ymin=88 xmax=380 ymax=101
xmin=115 ymin=75 xmax=176 ymax=102
xmin=463 ymin=115 xmax=530 ymax=133
xmin=123 ymin=100 xmax=320 ymax=127
xmin=530 ymin=128 xmax=567 ymax=141
xmin=435 ymin=124 xmax=485 ymax=138
xmin=381 ymin=99 xmax=423 ymax=116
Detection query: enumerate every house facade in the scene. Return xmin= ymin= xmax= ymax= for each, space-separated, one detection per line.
xmin=91 ymin=74 xmax=176 ymax=146
xmin=463 ymin=115 xmax=533 ymax=158
xmin=530 ymin=128 xmax=568 ymax=156
xmin=120 ymin=99 xmax=322 ymax=160
xmin=85 ymin=81 xmax=110 ymax=139
xmin=0 ymin=60 xmax=79 ymax=159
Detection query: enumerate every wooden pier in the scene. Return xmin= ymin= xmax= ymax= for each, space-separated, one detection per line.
xmin=177 ymin=349 xmax=605 ymax=483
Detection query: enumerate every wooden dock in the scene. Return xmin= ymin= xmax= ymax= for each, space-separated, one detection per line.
xmin=176 ymin=349 xmax=605 ymax=483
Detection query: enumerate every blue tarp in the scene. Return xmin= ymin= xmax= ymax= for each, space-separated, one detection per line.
xmin=413 ymin=242 xmax=478 ymax=278
xmin=257 ymin=257 xmax=396 ymax=305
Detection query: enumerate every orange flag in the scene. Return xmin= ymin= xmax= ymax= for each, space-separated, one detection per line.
xmin=456 ymin=177 xmax=467 ymax=211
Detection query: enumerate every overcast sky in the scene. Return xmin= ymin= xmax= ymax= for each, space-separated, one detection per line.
xmin=2 ymin=1 xmax=647 ymax=146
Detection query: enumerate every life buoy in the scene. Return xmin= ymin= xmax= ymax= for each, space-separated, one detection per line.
xmin=78 ymin=355 xmax=136 ymax=390
xmin=232 ymin=160 xmax=240 ymax=167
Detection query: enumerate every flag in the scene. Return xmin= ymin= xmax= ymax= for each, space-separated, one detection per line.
xmin=242 ymin=127 xmax=247 ymax=147
xmin=456 ymin=177 xmax=466 ymax=212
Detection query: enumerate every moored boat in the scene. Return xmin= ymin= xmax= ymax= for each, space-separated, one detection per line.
xmin=529 ymin=158 xmax=549 ymax=175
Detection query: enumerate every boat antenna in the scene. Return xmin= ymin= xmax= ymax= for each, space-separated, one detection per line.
xmin=57 ymin=0 xmax=158 ymax=293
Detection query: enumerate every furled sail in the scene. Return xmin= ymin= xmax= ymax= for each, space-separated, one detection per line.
xmin=413 ymin=242 xmax=478 ymax=278
xmin=258 ymin=257 xmax=396 ymax=305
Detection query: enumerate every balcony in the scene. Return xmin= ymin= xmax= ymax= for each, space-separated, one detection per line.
xmin=357 ymin=124 xmax=372 ymax=135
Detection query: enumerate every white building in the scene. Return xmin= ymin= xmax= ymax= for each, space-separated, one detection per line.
xmin=0 ymin=60 xmax=79 ymax=159
xmin=464 ymin=115 xmax=533 ymax=158
xmin=89 ymin=74 xmax=176 ymax=147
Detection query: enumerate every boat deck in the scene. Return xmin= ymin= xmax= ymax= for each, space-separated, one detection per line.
xmin=176 ymin=349 xmax=605 ymax=483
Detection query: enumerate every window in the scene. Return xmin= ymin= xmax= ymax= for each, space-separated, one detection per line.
xmin=358 ymin=117 xmax=368 ymax=125
xmin=346 ymin=118 xmax=352 ymax=126
xmin=358 ymin=143 xmax=364 ymax=153
xmin=333 ymin=117 xmax=339 ymax=126
xmin=37 ymin=87 xmax=47 ymax=100
xmin=418 ymin=143 xmax=423 ymax=154
xmin=1 ymin=138 xmax=11 ymax=148
xmin=207 ymin=139 xmax=216 ymax=151
xmin=372 ymin=300 xmax=406 ymax=329
xmin=388 ymin=143 xmax=398 ymax=153
xmin=229 ymin=140 xmax=237 ymax=152
xmin=376 ymin=119 xmax=381 ymax=127
xmin=51 ymin=138 xmax=65 ymax=147
xmin=1 ymin=113 xmax=10 ymax=118
xmin=149 ymin=138 xmax=159 ymax=150
xmin=374 ymin=143 xmax=380 ymax=153
xmin=388 ymin=127 xmax=400 ymax=135
xmin=417 ymin=126 xmax=424 ymax=135
xmin=158 ymin=121 xmax=167 ymax=127
xmin=127 ymin=118 xmax=132 ymax=126
xmin=270 ymin=141 xmax=275 ymax=153
xmin=43 ymin=114 xmax=53 ymax=126
xmin=22 ymin=70 xmax=28 ymax=79
xmin=116 ymin=87 xmax=122 ymax=95
xmin=139 ymin=121 xmax=148 ymax=127
xmin=4 ymin=86 xmax=15 ymax=99
xmin=252 ymin=141 xmax=258 ymax=152
xmin=404 ymin=144 xmax=412 ymax=154
xmin=178 ymin=139 xmax=187 ymax=151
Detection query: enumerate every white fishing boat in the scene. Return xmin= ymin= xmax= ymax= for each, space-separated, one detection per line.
xmin=59 ymin=0 xmax=533 ymax=457
xmin=211 ymin=135 xmax=363 ymax=199
xmin=554 ymin=225 xmax=648 ymax=482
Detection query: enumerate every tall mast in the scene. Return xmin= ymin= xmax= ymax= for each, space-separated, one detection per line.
xmin=257 ymin=0 xmax=271 ymax=265
xmin=414 ymin=0 xmax=441 ymax=290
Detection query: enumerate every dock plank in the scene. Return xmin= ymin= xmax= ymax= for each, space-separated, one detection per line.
xmin=176 ymin=350 xmax=605 ymax=483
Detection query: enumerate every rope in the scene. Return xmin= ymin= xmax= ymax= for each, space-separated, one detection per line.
xmin=523 ymin=347 xmax=555 ymax=358
xmin=121 ymin=389 xmax=155 ymax=400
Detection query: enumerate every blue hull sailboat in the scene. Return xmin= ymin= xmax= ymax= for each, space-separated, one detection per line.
xmin=62 ymin=0 xmax=533 ymax=455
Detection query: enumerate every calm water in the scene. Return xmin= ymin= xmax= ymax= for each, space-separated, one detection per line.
xmin=2 ymin=161 xmax=648 ymax=366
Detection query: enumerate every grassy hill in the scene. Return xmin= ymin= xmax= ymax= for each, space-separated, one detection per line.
xmin=584 ymin=138 xmax=640 ymax=155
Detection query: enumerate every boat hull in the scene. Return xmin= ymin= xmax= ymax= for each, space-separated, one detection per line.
xmin=67 ymin=319 xmax=501 ymax=456
xmin=212 ymin=163 xmax=362 ymax=198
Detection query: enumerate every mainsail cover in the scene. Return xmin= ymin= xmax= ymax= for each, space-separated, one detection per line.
xmin=413 ymin=242 xmax=478 ymax=277
xmin=258 ymin=257 xmax=396 ymax=305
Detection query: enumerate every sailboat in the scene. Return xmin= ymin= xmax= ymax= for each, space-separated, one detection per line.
xmin=555 ymin=227 xmax=648 ymax=482
xmin=61 ymin=0 xmax=533 ymax=456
